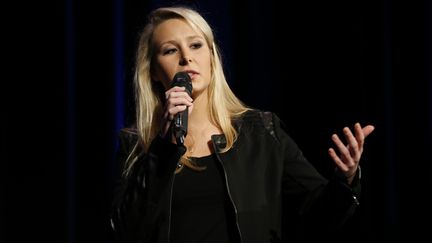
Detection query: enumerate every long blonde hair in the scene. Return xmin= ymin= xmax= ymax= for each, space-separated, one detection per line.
xmin=123 ymin=6 xmax=250 ymax=176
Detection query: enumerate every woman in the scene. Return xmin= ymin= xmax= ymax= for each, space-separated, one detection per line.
xmin=110 ymin=6 xmax=375 ymax=243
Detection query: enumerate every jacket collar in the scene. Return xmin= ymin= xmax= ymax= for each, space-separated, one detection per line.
xmin=210 ymin=113 xmax=245 ymax=152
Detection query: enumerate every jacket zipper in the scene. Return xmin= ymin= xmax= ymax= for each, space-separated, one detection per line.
xmin=214 ymin=149 xmax=242 ymax=242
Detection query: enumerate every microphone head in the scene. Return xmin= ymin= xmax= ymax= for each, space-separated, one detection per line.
xmin=171 ymin=71 xmax=192 ymax=95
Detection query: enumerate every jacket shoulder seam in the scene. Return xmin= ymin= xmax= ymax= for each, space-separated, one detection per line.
xmin=258 ymin=111 xmax=279 ymax=143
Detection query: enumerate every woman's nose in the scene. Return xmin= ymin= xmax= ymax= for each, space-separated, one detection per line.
xmin=179 ymin=55 xmax=192 ymax=65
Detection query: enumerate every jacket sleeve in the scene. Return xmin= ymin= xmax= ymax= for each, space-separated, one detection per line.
xmin=270 ymin=113 xmax=361 ymax=240
xmin=110 ymin=130 xmax=186 ymax=243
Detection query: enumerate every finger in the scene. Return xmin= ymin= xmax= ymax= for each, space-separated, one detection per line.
xmin=354 ymin=123 xmax=364 ymax=149
xmin=362 ymin=125 xmax=375 ymax=138
xmin=165 ymin=95 xmax=193 ymax=115
xmin=332 ymin=133 xmax=355 ymax=167
xmin=168 ymin=105 xmax=188 ymax=116
xmin=163 ymin=112 xmax=174 ymax=121
xmin=167 ymin=86 xmax=187 ymax=92
xmin=165 ymin=87 xmax=193 ymax=101
xmin=328 ymin=148 xmax=349 ymax=172
xmin=165 ymin=92 xmax=193 ymax=102
xmin=343 ymin=126 xmax=360 ymax=161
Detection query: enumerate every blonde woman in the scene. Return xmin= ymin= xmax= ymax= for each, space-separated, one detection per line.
xmin=110 ymin=6 xmax=375 ymax=243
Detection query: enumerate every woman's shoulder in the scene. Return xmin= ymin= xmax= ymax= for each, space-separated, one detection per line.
xmin=240 ymin=109 xmax=281 ymax=124
xmin=119 ymin=127 xmax=139 ymax=139
xmin=240 ymin=109 xmax=294 ymax=145
xmin=238 ymin=109 xmax=282 ymax=135
xmin=117 ymin=127 xmax=140 ymax=152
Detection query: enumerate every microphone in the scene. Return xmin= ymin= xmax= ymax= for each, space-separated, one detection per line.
xmin=171 ymin=71 xmax=192 ymax=144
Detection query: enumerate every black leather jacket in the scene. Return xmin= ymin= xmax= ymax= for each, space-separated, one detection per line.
xmin=110 ymin=110 xmax=361 ymax=243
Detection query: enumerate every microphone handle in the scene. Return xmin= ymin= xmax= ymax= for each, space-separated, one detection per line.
xmin=173 ymin=106 xmax=188 ymax=144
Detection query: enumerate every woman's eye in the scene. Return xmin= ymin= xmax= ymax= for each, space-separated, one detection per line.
xmin=163 ymin=48 xmax=176 ymax=55
xmin=191 ymin=42 xmax=202 ymax=49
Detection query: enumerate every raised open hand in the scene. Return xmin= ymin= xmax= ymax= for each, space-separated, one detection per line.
xmin=328 ymin=123 xmax=375 ymax=184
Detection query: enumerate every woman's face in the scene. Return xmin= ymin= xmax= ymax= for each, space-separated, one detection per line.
xmin=151 ymin=18 xmax=212 ymax=98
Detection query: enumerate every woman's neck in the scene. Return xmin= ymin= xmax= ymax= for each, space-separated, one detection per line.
xmin=184 ymin=92 xmax=221 ymax=157
xmin=188 ymin=92 xmax=211 ymax=129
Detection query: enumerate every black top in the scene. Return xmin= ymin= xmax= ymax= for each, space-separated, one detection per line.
xmin=170 ymin=154 xmax=234 ymax=243
xmin=111 ymin=110 xmax=361 ymax=243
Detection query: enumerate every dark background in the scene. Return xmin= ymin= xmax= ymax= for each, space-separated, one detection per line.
xmin=3 ymin=0 xmax=431 ymax=242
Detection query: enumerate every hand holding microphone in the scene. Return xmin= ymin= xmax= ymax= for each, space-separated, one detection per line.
xmin=161 ymin=71 xmax=193 ymax=144
xmin=171 ymin=72 xmax=192 ymax=144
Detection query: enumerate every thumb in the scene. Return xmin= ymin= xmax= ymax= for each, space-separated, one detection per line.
xmin=362 ymin=125 xmax=375 ymax=138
